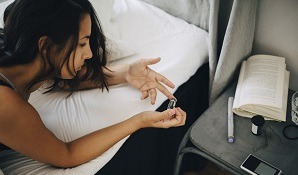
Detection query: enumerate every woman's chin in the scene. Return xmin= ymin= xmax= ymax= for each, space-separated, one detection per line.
xmin=60 ymin=72 xmax=77 ymax=79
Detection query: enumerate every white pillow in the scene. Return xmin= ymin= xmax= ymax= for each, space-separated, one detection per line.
xmin=89 ymin=0 xmax=137 ymax=62
xmin=0 ymin=0 xmax=14 ymax=28
xmin=89 ymin=0 xmax=115 ymax=31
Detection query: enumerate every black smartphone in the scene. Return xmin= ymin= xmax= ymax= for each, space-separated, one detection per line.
xmin=240 ymin=154 xmax=282 ymax=175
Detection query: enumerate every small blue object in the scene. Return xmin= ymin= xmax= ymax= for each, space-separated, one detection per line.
xmin=228 ymin=137 xmax=234 ymax=143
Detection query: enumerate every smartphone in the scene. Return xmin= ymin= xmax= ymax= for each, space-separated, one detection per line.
xmin=240 ymin=154 xmax=282 ymax=175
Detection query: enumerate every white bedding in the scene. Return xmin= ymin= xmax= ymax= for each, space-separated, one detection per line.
xmin=0 ymin=0 xmax=208 ymax=174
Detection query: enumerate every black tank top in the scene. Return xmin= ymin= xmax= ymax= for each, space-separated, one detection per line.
xmin=0 ymin=79 xmax=13 ymax=88
xmin=0 ymin=80 xmax=13 ymax=150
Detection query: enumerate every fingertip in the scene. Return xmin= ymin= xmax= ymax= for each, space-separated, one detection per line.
xmin=141 ymin=95 xmax=148 ymax=100
xmin=141 ymin=91 xmax=149 ymax=100
xmin=151 ymin=57 xmax=161 ymax=63
xmin=169 ymin=95 xmax=176 ymax=101
xmin=169 ymin=82 xmax=175 ymax=88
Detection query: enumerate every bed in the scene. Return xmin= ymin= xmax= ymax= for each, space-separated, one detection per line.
xmin=0 ymin=0 xmax=215 ymax=174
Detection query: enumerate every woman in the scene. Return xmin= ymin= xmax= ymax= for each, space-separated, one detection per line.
xmin=0 ymin=0 xmax=186 ymax=169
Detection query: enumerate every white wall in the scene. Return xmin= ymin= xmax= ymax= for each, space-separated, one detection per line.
xmin=252 ymin=0 xmax=298 ymax=91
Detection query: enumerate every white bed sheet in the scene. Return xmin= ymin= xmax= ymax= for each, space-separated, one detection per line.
xmin=0 ymin=0 xmax=209 ymax=174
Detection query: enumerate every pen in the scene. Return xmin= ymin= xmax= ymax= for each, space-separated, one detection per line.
xmin=228 ymin=97 xmax=234 ymax=143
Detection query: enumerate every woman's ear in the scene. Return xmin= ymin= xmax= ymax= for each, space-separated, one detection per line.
xmin=38 ymin=36 xmax=50 ymax=52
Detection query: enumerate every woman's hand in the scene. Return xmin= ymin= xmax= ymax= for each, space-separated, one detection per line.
xmin=134 ymin=108 xmax=187 ymax=129
xmin=126 ymin=57 xmax=175 ymax=104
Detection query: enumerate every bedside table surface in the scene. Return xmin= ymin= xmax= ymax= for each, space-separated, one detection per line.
xmin=190 ymin=83 xmax=298 ymax=175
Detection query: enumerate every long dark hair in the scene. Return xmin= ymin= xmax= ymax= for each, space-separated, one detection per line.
xmin=0 ymin=0 xmax=109 ymax=92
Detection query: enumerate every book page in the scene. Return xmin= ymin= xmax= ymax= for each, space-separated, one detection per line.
xmin=238 ymin=55 xmax=285 ymax=108
xmin=240 ymin=70 xmax=289 ymax=121
xmin=233 ymin=61 xmax=246 ymax=109
xmin=280 ymin=70 xmax=290 ymax=121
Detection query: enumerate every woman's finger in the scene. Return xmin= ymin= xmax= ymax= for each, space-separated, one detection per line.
xmin=139 ymin=82 xmax=175 ymax=101
xmin=146 ymin=69 xmax=175 ymax=89
xmin=149 ymin=88 xmax=157 ymax=105
xmin=155 ymin=73 xmax=175 ymax=88
xmin=167 ymin=108 xmax=183 ymax=127
xmin=175 ymin=108 xmax=186 ymax=126
xmin=180 ymin=108 xmax=187 ymax=123
xmin=141 ymin=91 xmax=149 ymax=100
xmin=143 ymin=57 xmax=161 ymax=66
xmin=156 ymin=82 xmax=175 ymax=100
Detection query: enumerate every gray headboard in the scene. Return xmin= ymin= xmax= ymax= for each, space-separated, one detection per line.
xmin=140 ymin=0 xmax=212 ymax=32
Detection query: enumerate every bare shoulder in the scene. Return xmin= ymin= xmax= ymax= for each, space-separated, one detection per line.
xmin=0 ymin=86 xmax=37 ymax=123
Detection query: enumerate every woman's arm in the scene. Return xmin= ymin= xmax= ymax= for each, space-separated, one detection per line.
xmin=77 ymin=58 xmax=175 ymax=104
xmin=0 ymin=86 xmax=186 ymax=168
xmin=104 ymin=64 xmax=129 ymax=85
xmin=75 ymin=64 xmax=129 ymax=90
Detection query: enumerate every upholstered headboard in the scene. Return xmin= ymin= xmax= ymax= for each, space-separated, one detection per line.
xmin=140 ymin=0 xmax=211 ymax=31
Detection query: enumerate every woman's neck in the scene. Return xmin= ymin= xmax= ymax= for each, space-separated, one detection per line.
xmin=0 ymin=61 xmax=48 ymax=100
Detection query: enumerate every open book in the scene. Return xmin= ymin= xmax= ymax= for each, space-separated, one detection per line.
xmin=232 ymin=55 xmax=290 ymax=121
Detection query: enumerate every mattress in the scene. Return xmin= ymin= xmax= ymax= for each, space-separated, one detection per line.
xmin=0 ymin=0 xmax=209 ymax=174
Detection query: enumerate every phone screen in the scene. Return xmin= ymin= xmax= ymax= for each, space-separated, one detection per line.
xmin=241 ymin=154 xmax=281 ymax=175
